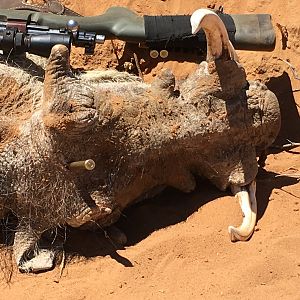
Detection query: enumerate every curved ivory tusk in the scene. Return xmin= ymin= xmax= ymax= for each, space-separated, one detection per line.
xmin=228 ymin=180 xmax=257 ymax=242
xmin=190 ymin=8 xmax=238 ymax=62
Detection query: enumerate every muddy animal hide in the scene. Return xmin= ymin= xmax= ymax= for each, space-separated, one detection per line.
xmin=0 ymin=10 xmax=280 ymax=272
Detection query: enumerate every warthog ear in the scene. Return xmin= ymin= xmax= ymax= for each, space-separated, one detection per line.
xmin=42 ymin=45 xmax=97 ymax=135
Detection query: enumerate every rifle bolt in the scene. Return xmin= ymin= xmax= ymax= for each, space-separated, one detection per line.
xmin=66 ymin=19 xmax=79 ymax=31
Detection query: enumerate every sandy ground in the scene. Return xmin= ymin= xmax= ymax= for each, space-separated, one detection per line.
xmin=1 ymin=0 xmax=300 ymax=299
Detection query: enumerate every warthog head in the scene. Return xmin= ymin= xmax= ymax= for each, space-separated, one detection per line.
xmin=0 ymin=9 xmax=280 ymax=272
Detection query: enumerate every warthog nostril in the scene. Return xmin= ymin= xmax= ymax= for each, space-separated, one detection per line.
xmin=68 ymin=159 xmax=96 ymax=171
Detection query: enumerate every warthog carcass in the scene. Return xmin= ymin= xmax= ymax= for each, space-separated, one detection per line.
xmin=0 ymin=9 xmax=280 ymax=272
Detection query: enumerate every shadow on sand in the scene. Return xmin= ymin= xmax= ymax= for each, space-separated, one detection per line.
xmin=63 ymin=170 xmax=298 ymax=267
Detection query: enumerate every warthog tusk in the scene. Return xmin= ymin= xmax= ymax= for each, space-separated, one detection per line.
xmin=68 ymin=159 xmax=96 ymax=171
xmin=190 ymin=8 xmax=238 ymax=61
xmin=228 ymin=180 xmax=257 ymax=242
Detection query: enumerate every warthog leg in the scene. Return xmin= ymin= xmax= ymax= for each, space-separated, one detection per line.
xmin=13 ymin=227 xmax=55 ymax=273
xmin=228 ymin=180 xmax=257 ymax=242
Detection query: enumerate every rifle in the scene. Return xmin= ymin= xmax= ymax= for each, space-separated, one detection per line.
xmin=0 ymin=6 xmax=276 ymax=57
